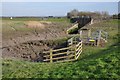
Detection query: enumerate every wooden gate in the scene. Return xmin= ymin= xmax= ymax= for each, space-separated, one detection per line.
xmin=43 ymin=40 xmax=82 ymax=63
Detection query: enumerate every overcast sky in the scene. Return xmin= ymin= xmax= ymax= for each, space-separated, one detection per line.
xmin=2 ymin=2 xmax=118 ymax=16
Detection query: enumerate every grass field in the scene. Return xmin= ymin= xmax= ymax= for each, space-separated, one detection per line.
xmin=2 ymin=17 xmax=70 ymax=22
xmin=2 ymin=17 xmax=70 ymax=40
xmin=2 ymin=19 xmax=120 ymax=78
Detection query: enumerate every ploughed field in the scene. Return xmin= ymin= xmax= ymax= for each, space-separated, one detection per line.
xmin=1 ymin=18 xmax=120 ymax=78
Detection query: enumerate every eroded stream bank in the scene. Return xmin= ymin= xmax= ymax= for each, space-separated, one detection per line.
xmin=2 ymin=37 xmax=69 ymax=62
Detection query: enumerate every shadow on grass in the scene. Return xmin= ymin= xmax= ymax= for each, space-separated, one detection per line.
xmin=80 ymin=42 xmax=119 ymax=60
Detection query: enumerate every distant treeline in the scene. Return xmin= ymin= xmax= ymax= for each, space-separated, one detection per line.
xmin=2 ymin=10 xmax=119 ymax=20
xmin=1 ymin=16 xmax=66 ymax=18
xmin=67 ymin=9 xmax=110 ymax=20
xmin=112 ymin=13 xmax=120 ymax=19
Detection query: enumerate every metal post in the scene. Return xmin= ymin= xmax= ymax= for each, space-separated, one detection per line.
xmin=97 ymin=30 xmax=101 ymax=46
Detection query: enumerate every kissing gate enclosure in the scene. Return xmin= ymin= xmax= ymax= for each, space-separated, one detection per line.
xmin=43 ymin=37 xmax=82 ymax=63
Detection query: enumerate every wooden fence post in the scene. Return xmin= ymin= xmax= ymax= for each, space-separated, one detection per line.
xmin=74 ymin=46 xmax=77 ymax=60
xmin=88 ymin=29 xmax=91 ymax=37
xmin=80 ymin=30 xmax=82 ymax=38
xmin=67 ymin=50 xmax=70 ymax=60
xmin=50 ymin=49 xmax=53 ymax=63
xmin=71 ymin=37 xmax=73 ymax=45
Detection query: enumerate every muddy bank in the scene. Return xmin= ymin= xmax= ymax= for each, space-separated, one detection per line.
xmin=2 ymin=38 xmax=68 ymax=62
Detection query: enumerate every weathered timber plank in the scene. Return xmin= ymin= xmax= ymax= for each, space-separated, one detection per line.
xmin=76 ymin=41 xmax=82 ymax=47
xmin=76 ymin=45 xmax=82 ymax=52
xmin=43 ymin=55 xmax=75 ymax=61
xmin=76 ymin=49 xmax=82 ymax=56
xmin=52 ymin=47 xmax=71 ymax=52
xmin=76 ymin=50 xmax=82 ymax=59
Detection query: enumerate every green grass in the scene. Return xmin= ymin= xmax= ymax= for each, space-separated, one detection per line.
xmin=2 ymin=19 xmax=120 ymax=78
xmin=2 ymin=20 xmax=36 ymax=39
xmin=43 ymin=17 xmax=70 ymax=22
xmin=2 ymin=18 xmax=71 ymax=40
xmin=2 ymin=17 xmax=70 ymax=22
xmin=2 ymin=42 xmax=119 ymax=78
xmin=2 ymin=17 xmax=43 ymax=21
xmin=2 ymin=17 xmax=70 ymax=35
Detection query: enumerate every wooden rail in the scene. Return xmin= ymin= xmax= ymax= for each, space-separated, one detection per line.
xmin=75 ymin=41 xmax=82 ymax=60
xmin=43 ymin=40 xmax=82 ymax=63
xmin=67 ymin=23 xmax=78 ymax=34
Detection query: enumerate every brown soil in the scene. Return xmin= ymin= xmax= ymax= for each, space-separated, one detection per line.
xmin=2 ymin=39 xmax=68 ymax=62
xmin=2 ymin=40 xmax=51 ymax=62
xmin=2 ymin=21 xmax=70 ymax=61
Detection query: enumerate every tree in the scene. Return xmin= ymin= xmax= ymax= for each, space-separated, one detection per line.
xmin=112 ymin=13 xmax=120 ymax=19
xmin=118 ymin=13 xmax=120 ymax=19
xmin=67 ymin=9 xmax=110 ymax=20
xmin=67 ymin=9 xmax=79 ymax=18
xmin=67 ymin=12 xmax=71 ymax=18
